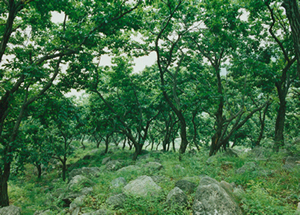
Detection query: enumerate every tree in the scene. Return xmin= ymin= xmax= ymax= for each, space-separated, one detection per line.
xmin=88 ymin=57 xmax=161 ymax=160
xmin=282 ymin=0 xmax=300 ymax=80
xmin=0 ymin=0 xmax=142 ymax=206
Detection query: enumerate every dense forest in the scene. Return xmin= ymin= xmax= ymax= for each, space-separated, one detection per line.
xmin=0 ymin=0 xmax=300 ymax=214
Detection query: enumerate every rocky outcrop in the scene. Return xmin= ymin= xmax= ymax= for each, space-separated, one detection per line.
xmin=175 ymin=179 xmax=197 ymax=194
xmin=192 ymin=176 xmax=243 ymax=215
xmin=283 ymin=156 xmax=300 ymax=171
xmin=106 ymin=193 xmax=127 ymax=209
xmin=123 ymin=175 xmax=162 ymax=197
xmin=110 ymin=177 xmax=127 ymax=188
xmin=105 ymin=160 xmax=121 ymax=171
xmin=68 ymin=167 xmax=101 ymax=179
xmin=0 ymin=205 xmax=21 ymax=215
xmin=166 ymin=187 xmax=188 ymax=208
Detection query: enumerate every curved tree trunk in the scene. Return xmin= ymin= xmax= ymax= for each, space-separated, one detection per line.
xmin=0 ymin=162 xmax=10 ymax=207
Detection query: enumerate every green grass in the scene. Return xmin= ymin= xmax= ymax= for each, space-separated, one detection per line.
xmin=8 ymin=141 xmax=300 ymax=215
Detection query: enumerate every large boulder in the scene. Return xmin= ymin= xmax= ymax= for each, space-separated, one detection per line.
xmin=143 ymin=162 xmax=163 ymax=173
xmin=111 ymin=177 xmax=127 ymax=188
xmin=166 ymin=187 xmax=188 ymax=208
xmin=192 ymin=176 xmax=243 ymax=215
xmin=117 ymin=165 xmax=140 ymax=173
xmin=102 ymin=157 xmax=112 ymax=165
xmin=175 ymin=180 xmax=197 ymax=194
xmin=283 ymin=156 xmax=300 ymax=170
xmin=0 ymin=205 xmax=21 ymax=215
xmin=68 ymin=175 xmax=96 ymax=191
xmin=69 ymin=195 xmax=86 ymax=214
xmin=82 ymin=209 xmax=113 ymax=215
xmin=123 ymin=175 xmax=162 ymax=197
xmin=105 ymin=160 xmax=122 ymax=171
xmin=106 ymin=193 xmax=127 ymax=209
xmin=236 ymin=162 xmax=257 ymax=174
xmin=69 ymin=167 xmax=101 ymax=179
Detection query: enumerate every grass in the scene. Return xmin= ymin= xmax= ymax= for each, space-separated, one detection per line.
xmin=7 ymin=141 xmax=300 ymax=214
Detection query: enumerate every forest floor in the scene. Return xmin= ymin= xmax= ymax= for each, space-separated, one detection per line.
xmin=8 ymin=141 xmax=300 ymax=214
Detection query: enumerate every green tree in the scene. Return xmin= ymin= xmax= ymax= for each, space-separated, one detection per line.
xmin=0 ymin=0 xmax=142 ymax=205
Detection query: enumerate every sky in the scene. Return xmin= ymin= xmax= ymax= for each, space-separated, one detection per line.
xmin=51 ymin=12 xmax=157 ymax=97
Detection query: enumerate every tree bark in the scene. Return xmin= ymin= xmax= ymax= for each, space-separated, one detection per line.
xmin=274 ymin=95 xmax=286 ymax=151
xmin=0 ymin=162 xmax=10 ymax=207
xmin=282 ymin=0 xmax=300 ymax=80
xmin=36 ymin=163 xmax=42 ymax=179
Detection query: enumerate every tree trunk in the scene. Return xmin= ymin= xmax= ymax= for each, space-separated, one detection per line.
xmin=132 ymin=143 xmax=142 ymax=161
xmin=0 ymin=162 xmax=10 ymax=207
xmin=274 ymin=99 xmax=286 ymax=152
xmin=36 ymin=163 xmax=42 ymax=179
xmin=104 ymin=134 xmax=110 ymax=154
xmin=283 ymin=0 xmax=300 ymax=80
xmin=254 ymin=102 xmax=270 ymax=147
xmin=62 ymin=157 xmax=67 ymax=182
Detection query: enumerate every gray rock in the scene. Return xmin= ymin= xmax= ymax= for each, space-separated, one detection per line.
xmin=117 ymin=165 xmax=139 ymax=173
xmin=137 ymin=153 xmax=150 ymax=161
xmin=68 ymin=175 xmax=96 ymax=191
xmin=220 ymin=181 xmax=234 ymax=193
xmin=249 ymin=146 xmax=271 ymax=160
xmin=82 ymin=209 xmax=113 ymax=215
xmin=295 ymin=202 xmax=300 ymax=215
xmin=151 ymin=175 xmax=170 ymax=184
xmin=283 ymin=156 xmax=300 ymax=170
xmin=192 ymin=176 xmax=243 ymax=215
xmin=143 ymin=162 xmax=163 ymax=173
xmin=0 ymin=205 xmax=21 ymax=215
xmin=102 ymin=157 xmax=112 ymax=165
xmin=69 ymin=167 xmax=101 ymax=179
xmin=166 ymin=187 xmax=188 ymax=208
xmin=69 ymin=195 xmax=86 ymax=212
xmin=223 ymin=148 xmax=239 ymax=157
xmin=34 ymin=210 xmax=53 ymax=215
xmin=106 ymin=193 xmax=127 ymax=209
xmin=111 ymin=177 xmax=127 ymax=188
xmin=175 ymin=180 xmax=197 ymax=194
xmin=236 ymin=162 xmax=257 ymax=174
xmin=233 ymin=187 xmax=245 ymax=201
xmin=105 ymin=160 xmax=121 ymax=171
xmin=123 ymin=175 xmax=162 ymax=197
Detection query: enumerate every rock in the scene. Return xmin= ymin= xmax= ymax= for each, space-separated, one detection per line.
xmin=105 ymin=160 xmax=121 ymax=171
xmin=69 ymin=167 xmax=101 ymax=179
xmin=151 ymin=175 xmax=170 ymax=184
xmin=206 ymin=155 xmax=218 ymax=165
xmin=249 ymin=146 xmax=271 ymax=160
xmin=192 ymin=176 xmax=243 ymax=215
xmin=34 ymin=210 xmax=52 ymax=215
xmin=102 ymin=157 xmax=112 ymax=165
xmin=174 ymin=165 xmax=185 ymax=171
xmin=111 ymin=177 xmax=127 ymax=188
xmin=166 ymin=187 xmax=188 ymax=208
xmin=283 ymin=156 xmax=300 ymax=170
xmin=0 ymin=205 xmax=21 ymax=215
xmin=123 ymin=175 xmax=162 ymax=197
xmin=143 ymin=162 xmax=163 ymax=173
xmin=82 ymin=209 xmax=113 ymax=215
xmin=69 ymin=195 xmax=86 ymax=213
xmin=220 ymin=180 xmax=234 ymax=193
xmin=106 ymin=193 xmax=127 ymax=209
xmin=61 ymin=186 xmax=93 ymax=206
xmin=236 ymin=162 xmax=257 ymax=174
xmin=175 ymin=180 xmax=197 ymax=194
xmin=233 ymin=187 xmax=245 ymax=201
xmin=295 ymin=202 xmax=300 ymax=215
xmin=223 ymin=148 xmax=239 ymax=157
xmin=117 ymin=165 xmax=140 ymax=173
xmin=68 ymin=175 xmax=96 ymax=191
xmin=137 ymin=153 xmax=150 ymax=161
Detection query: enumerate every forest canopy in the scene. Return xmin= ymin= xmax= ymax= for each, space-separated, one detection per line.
xmin=0 ymin=0 xmax=300 ymax=210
